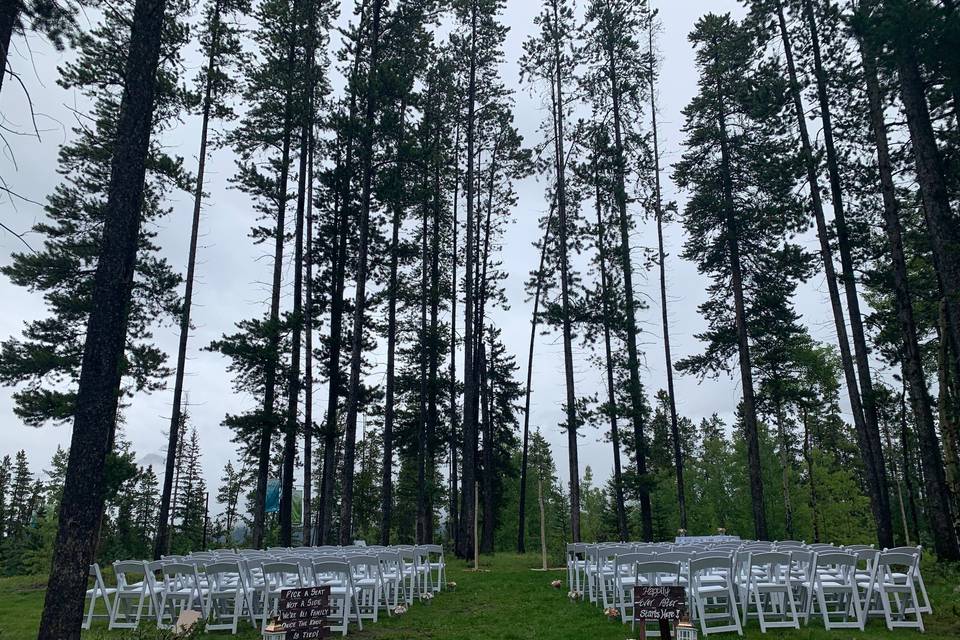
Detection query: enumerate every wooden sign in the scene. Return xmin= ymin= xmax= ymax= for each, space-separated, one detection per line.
xmin=634 ymin=586 xmax=687 ymax=640
xmin=276 ymin=586 xmax=332 ymax=639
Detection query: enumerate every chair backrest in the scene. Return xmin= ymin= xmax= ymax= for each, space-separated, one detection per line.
xmin=261 ymin=561 xmax=303 ymax=589
xmin=312 ymin=560 xmax=351 ymax=586
xmin=690 ymin=555 xmax=732 ymax=575
xmin=635 ymin=561 xmax=681 ymax=585
xmin=876 ymin=551 xmax=918 ymax=574
xmin=114 ymin=561 xmax=147 ymax=590
xmin=205 ymin=561 xmax=241 ymax=590
xmin=655 ymin=551 xmax=692 ymax=564
xmin=161 ymin=562 xmax=202 ymax=592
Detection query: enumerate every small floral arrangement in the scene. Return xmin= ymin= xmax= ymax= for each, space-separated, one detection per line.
xmin=551 ymin=579 xmax=563 ymax=589
xmin=717 ymin=527 xmax=727 ymax=535
xmin=677 ymin=528 xmax=688 ymax=536
xmin=393 ymin=605 xmax=408 ymax=615
xmin=422 ymin=592 xmax=434 ymax=603
xmin=567 ymin=590 xmax=583 ymax=601
xmin=447 ymin=581 xmax=457 ymax=591
xmin=604 ymin=607 xmax=620 ymax=620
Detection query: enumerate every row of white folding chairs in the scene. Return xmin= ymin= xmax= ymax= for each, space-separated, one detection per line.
xmin=568 ymin=543 xmax=929 ymax=636
xmin=84 ymin=545 xmax=445 ymax=636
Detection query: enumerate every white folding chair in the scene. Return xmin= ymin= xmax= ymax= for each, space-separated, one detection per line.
xmin=885 ymin=546 xmax=931 ymax=614
xmin=689 ymin=555 xmax=743 ymax=636
xmin=872 ymin=551 xmax=925 ymax=631
xmin=83 ymin=563 xmax=115 ymax=630
xmin=349 ymin=555 xmax=383 ymax=622
xmin=378 ymin=551 xmax=405 ymax=611
xmin=204 ymin=561 xmax=245 ymax=634
xmin=156 ymin=562 xmax=206 ymax=628
xmin=803 ymin=552 xmax=865 ymax=630
xmin=741 ymin=551 xmax=799 ymax=632
xmin=260 ymin=561 xmax=304 ymax=629
xmin=632 ymin=561 xmax=683 ymax=635
xmin=313 ymin=559 xmax=360 ymax=636
xmin=109 ymin=560 xmax=150 ymax=629
xmin=421 ymin=544 xmax=446 ymax=592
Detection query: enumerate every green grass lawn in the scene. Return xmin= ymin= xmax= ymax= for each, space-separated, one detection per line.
xmin=1 ymin=554 xmax=958 ymax=639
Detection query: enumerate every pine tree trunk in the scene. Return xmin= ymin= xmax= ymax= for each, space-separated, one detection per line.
xmin=802 ymin=408 xmax=821 ymax=543
xmin=604 ymin=13 xmax=652 ymax=541
xmin=861 ymin=32 xmax=959 ymax=559
xmin=303 ymin=131 xmax=315 ymax=545
xmin=0 ymin=0 xmax=17 ymax=97
xmin=381 ymin=101 xmax=405 ymax=547
xmin=426 ymin=115 xmax=442 ymax=544
xmin=548 ymin=0 xmax=580 ymax=543
xmin=939 ymin=305 xmax=960 ymax=518
xmin=648 ymin=18 xmax=685 ymax=533
xmin=339 ymin=0 xmax=383 ymax=546
xmin=457 ymin=0 xmax=478 ymax=560
xmin=448 ymin=114 xmax=461 ymax=546
xmin=716 ymin=83 xmax=768 ymax=541
xmin=317 ymin=5 xmax=367 ymax=545
xmin=518 ymin=202 xmax=555 ymax=553
xmin=775 ymin=399 xmax=793 ymax=537
xmin=883 ymin=390 xmax=912 ymax=545
xmin=900 ymin=392 xmax=922 ymax=544
xmin=896 ymin=50 xmax=960 ymax=393
xmin=37 ymin=0 xmax=166 ymax=635
xmin=480 ymin=341 xmax=494 ymax=553
xmin=252 ymin=25 xmax=297 ymax=549
xmin=774 ymin=0 xmax=891 ymax=547
xmin=281 ymin=51 xmax=310 ymax=547
xmin=593 ymin=154 xmax=628 ymax=542
xmin=417 ymin=113 xmax=430 ymax=544
xmin=155 ymin=0 xmax=223 ymax=560
xmin=804 ymin=0 xmax=891 ymax=546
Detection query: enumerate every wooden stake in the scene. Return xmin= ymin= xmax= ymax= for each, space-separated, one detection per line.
xmin=538 ymin=474 xmax=547 ymax=570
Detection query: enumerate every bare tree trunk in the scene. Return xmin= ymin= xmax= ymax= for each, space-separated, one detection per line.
xmin=417 ymin=108 xmax=430 ymax=544
xmin=426 ymin=112 xmax=443 ymax=544
xmin=448 ymin=114 xmax=461 ymax=546
xmin=37 ymin=0 xmax=166 ymax=635
xmin=480 ymin=340 xmax=494 ymax=553
xmin=155 ymin=0 xmax=224 ymax=559
xmin=0 ymin=0 xmax=18 ymax=97
xmin=281 ymin=46 xmax=311 ymax=546
xmin=538 ymin=469 xmax=547 ymax=570
xmin=896 ymin=49 xmax=960 ymax=399
xmin=381 ymin=101 xmax=405 ymax=546
xmin=252 ymin=19 xmax=298 ymax=549
xmin=802 ymin=2 xmax=890 ymax=542
xmin=775 ymin=399 xmax=793 ymax=538
xmin=593 ymin=152 xmax=628 ymax=542
xmin=518 ymin=202 xmax=555 ymax=553
xmin=317 ymin=3 xmax=367 ymax=545
xmin=883 ymin=393 xmax=911 ymax=546
xmin=774 ymin=0 xmax=891 ymax=547
xmin=457 ymin=0 xmax=478 ymax=560
xmin=716 ymin=80 xmax=767 ymax=541
xmin=860 ymin=30 xmax=958 ymax=558
xmin=802 ymin=408 xmax=820 ymax=543
xmin=939 ymin=305 xmax=960 ymax=518
xmin=339 ymin=0 xmax=384 ymax=545
xmin=547 ymin=0 xmax=581 ymax=544
xmin=603 ymin=10 xmax=652 ymax=541
xmin=303 ymin=130 xmax=314 ymax=545
xmin=647 ymin=15 xmax=685 ymax=532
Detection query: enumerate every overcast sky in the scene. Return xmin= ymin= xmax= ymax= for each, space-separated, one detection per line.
xmin=0 ymin=0 xmax=859 ymax=506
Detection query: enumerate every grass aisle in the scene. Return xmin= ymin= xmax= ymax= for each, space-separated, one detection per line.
xmin=1 ymin=553 xmax=958 ymax=639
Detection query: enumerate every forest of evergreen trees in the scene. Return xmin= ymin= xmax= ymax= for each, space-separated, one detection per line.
xmin=1 ymin=0 xmax=960 ymax=636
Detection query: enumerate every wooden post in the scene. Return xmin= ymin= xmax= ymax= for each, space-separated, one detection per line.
xmin=474 ymin=480 xmax=479 ymax=569
xmin=538 ymin=474 xmax=547 ymax=570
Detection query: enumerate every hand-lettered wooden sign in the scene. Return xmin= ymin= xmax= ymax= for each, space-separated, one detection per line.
xmin=276 ymin=585 xmax=332 ymax=639
xmin=634 ymin=585 xmax=687 ymax=640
